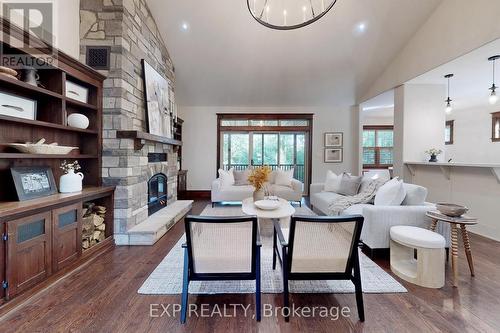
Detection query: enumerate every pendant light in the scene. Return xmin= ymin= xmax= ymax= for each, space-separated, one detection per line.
xmin=247 ymin=0 xmax=337 ymax=30
xmin=444 ymin=74 xmax=454 ymax=114
xmin=488 ymin=55 xmax=500 ymax=105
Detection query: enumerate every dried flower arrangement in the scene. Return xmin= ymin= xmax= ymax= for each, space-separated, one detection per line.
xmin=248 ymin=166 xmax=272 ymax=191
xmin=60 ymin=160 xmax=81 ymax=174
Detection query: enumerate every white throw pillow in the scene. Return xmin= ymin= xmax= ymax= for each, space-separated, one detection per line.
xmin=218 ymin=168 xmax=235 ymax=188
xmin=374 ymin=177 xmax=406 ymax=206
xmin=274 ymin=169 xmax=294 ymax=187
xmin=324 ymin=170 xmax=342 ymax=192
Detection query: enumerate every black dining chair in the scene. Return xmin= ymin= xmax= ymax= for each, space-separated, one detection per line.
xmin=272 ymin=214 xmax=365 ymax=322
xmin=181 ymin=215 xmax=261 ymax=323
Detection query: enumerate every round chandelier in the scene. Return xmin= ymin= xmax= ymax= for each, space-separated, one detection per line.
xmin=247 ymin=0 xmax=337 ymax=30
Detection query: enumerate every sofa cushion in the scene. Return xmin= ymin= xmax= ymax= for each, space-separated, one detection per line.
xmin=342 ymin=204 xmax=372 ymax=216
xmin=374 ymin=178 xmax=406 ymax=206
xmin=402 ymin=183 xmax=428 ymax=206
xmin=311 ymin=191 xmax=345 ymax=214
xmin=274 ymin=168 xmax=294 ymax=187
xmin=324 ymin=170 xmax=342 ymax=192
xmin=271 ymin=184 xmax=295 ymax=197
xmin=233 ymin=169 xmax=251 ymax=186
xmin=218 ymin=168 xmax=235 ymax=188
xmin=337 ymin=173 xmax=362 ymax=196
xmin=359 ymin=170 xmax=390 ymax=193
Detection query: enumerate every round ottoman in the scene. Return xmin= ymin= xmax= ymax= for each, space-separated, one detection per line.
xmin=390 ymin=226 xmax=445 ymax=288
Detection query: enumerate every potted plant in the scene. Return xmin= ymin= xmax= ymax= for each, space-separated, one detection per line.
xmin=425 ymin=148 xmax=442 ymax=162
xmin=59 ymin=160 xmax=84 ymax=193
xmin=248 ymin=166 xmax=272 ymax=201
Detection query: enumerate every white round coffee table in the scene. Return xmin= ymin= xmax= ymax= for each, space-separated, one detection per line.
xmin=242 ymin=198 xmax=295 ymax=220
xmin=242 ymin=198 xmax=295 ymax=236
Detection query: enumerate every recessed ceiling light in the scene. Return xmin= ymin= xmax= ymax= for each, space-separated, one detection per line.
xmin=354 ymin=22 xmax=367 ymax=35
xmin=181 ymin=22 xmax=189 ymax=31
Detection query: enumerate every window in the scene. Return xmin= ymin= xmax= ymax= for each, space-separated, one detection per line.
xmin=493 ymin=112 xmax=500 ymax=142
xmin=363 ymin=126 xmax=394 ymax=168
xmin=445 ymin=120 xmax=454 ymax=145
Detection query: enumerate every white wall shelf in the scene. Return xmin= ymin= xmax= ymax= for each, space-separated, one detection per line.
xmin=404 ymin=162 xmax=500 ymax=183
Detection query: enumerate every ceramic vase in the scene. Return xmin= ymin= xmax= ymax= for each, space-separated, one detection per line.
xmin=67 ymin=113 xmax=90 ymax=129
xmin=253 ymin=188 xmax=265 ymax=202
xmin=60 ymin=169 xmax=84 ymax=193
xmin=429 ymin=154 xmax=438 ymax=162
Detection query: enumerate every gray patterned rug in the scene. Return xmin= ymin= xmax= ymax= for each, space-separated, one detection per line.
xmin=138 ymin=205 xmax=407 ymax=295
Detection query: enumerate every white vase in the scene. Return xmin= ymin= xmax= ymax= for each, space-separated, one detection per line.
xmin=59 ymin=169 xmax=84 ymax=193
xmin=67 ymin=113 xmax=90 ymax=129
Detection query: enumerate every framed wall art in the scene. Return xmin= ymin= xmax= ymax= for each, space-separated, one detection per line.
xmin=324 ymin=148 xmax=343 ymax=163
xmin=324 ymin=132 xmax=343 ymax=147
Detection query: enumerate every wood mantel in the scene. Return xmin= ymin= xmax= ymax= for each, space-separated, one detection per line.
xmin=116 ymin=130 xmax=182 ymax=150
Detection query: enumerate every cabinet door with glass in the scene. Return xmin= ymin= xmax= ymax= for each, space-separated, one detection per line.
xmin=52 ymin=203 xmax=82 ymax=272
xmin=6 ymin=211 xmax=52 ymax=298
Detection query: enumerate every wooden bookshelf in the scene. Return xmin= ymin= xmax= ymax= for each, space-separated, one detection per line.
xmin=0 ymin=18 xmax=114 ymax=305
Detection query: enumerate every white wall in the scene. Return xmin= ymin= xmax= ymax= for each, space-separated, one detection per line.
xmin=179 ymin=106 xmax=358 ymax=190
xmin=402 ymin=84 xmax=446 ymax=162
xmin=363 ymin=0 xmax=500 ymax=103
xmin=446 ymin=105 xmax=500 ymax=164
xmin=362 ymin=116 xmax=394 ymax=126
xmin=0 ymin=0 xmax=80 ymax=58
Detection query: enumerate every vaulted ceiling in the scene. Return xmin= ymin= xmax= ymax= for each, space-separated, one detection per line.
xmin=147 ymin=0 xmax=442 ymax=107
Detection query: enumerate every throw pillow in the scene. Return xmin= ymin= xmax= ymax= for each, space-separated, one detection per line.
xmin=233 ymin=169 xmax=251 ymax=186
xmin=374 ymin=177 xmax=406 ymax=206
xmin=337 ymin=173 xmax=363 ymax=196
xmin=359 ymin=170 xmax=390 ymax=193
xmin=218 ymin=168 xmax=235 ymax=188
xmin=324 ymin=170 xmax=342 ymax=192
xmin=274 ymin=169 xmax=294 ymax=187
xmin=401 ymin=183 xmax=428 ymax=206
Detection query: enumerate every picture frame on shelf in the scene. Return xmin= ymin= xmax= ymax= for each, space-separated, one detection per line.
xmin=11 ymin=166 xmax=57 ymax=201
xmin=0 ymin=91 xmax=37 ymax=120
xmin=324 ymin=132 xmax=343 ymax=147
xmin=142 ymin=59 xmax=172 ymax=139
xmin=324 ymin=148 xmax=343 ymax=163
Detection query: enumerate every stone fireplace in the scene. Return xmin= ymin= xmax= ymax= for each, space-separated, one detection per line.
xmin=79 ymin=0 xmax=191 ymax=245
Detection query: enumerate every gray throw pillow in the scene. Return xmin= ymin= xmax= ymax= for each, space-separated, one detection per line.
xmin=337 ymin=173 xmax=363 ymax=196
xmin=233 ymin=169 xmax=250 ymax=186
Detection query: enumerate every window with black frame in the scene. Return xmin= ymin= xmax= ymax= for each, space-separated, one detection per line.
xmin=362 ymin=126 xmax=394 ymax=169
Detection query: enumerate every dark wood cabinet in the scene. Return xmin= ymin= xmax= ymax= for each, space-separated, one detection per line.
xmin=52 ymin=203 xmax=82 ymax=272
xmin=6 ymin=212 xmax=52 ymax=299
xmin=178 ymin=170 xmax=187 ymax=199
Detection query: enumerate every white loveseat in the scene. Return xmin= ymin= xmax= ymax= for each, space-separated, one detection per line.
xmin=211 ymin=175 xmax=303 ymax=206
xmin=310 ymin=182 xmax=450 ymax=253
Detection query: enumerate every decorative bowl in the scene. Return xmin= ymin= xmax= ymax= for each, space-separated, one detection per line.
xmin=8 ymin=143 xmax=78 ymax=155
xmin=436 ymin=203 xmax=468 ymax=217
xmin=254 ymin=200 xmax=281 ymax=211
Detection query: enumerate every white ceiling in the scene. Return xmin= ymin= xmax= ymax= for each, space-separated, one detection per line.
xmin=408 ymin=38 xmax=500 ymax=111
xmin=147 ymin=0 xmax=442 ymax=107
xmin=361 ymin=89 xmax=394 ymax=118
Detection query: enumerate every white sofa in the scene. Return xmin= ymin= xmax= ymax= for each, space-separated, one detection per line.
xmin=310 ymin=182 xmax=450 ymax=253
xmin=211 ymin=178 xmax=303 ymax=206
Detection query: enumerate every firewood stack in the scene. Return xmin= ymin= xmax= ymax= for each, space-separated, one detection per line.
xmin=82 ymin=203 xmax=107 ymax=250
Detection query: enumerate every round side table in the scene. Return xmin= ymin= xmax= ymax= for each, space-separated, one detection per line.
xmin=426 ymin=210 xmax=478 ymax=287
xmin=242 ymin=198 xmax=295 ymax=235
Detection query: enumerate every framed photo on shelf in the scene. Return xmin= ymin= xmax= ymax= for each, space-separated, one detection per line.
xmin=324 ymin=132 xmax=343 ymax=147
xmin=11 ymin=167 xmax=57 ymax=201
xmin=0 ymin=91 xmax=37 ymax=120
xmin=324 ymin=148 xmax=343 ymax=163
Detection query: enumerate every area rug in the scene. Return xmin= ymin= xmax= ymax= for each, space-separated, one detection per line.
xmin=138 ymin=205 xmax=407 ymax=295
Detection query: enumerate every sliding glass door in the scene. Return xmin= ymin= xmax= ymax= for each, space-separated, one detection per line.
xmin=221 ymin=132 xmax=307 ymax=185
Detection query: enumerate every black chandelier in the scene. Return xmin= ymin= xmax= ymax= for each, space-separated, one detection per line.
xmin=247 ymin=0 xmax=338 ymax=30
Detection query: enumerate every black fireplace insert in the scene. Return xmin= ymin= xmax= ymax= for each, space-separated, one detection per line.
xmin=148 ymin=173 xmax=168 ymax=216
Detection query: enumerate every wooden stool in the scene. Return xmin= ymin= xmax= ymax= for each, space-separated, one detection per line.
xmin=426 ymin=211 xmax=477 ymax=288
xmin=390 ymin=226 xmax=446 ymax=288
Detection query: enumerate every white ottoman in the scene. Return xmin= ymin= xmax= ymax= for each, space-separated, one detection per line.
xmin=390 ymin=226 xmax=445 ymax=288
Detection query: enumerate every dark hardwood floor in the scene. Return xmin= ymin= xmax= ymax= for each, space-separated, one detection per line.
xmin=1 ymin=200 xmax=500 ymax=332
